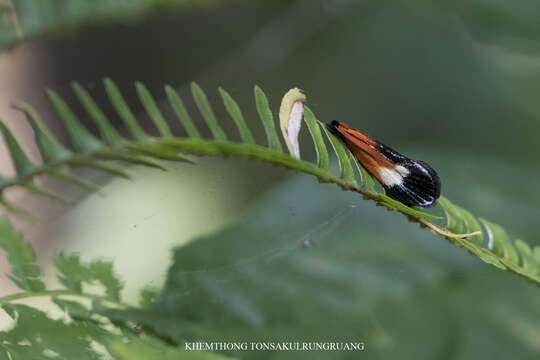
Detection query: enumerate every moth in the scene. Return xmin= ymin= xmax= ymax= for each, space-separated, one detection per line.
xmin=327 ymin=121 xmax=441 ymax=208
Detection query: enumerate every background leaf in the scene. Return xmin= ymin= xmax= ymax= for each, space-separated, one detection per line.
xmin=96 ymin=174 xmax=540 ymax=359
xmin=55 ymin=253 xmax=123 ymax=301
xmin=0 ymin=304 xmax=107 ymax=359
xmin=108 ymin=336 xmax=237 ymax=360
xmin=0 ymin=217 xmax=45 ymax=292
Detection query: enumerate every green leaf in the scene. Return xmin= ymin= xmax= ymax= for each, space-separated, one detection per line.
xmin=479 ymin=218 xmax=520 ymax=266
xmin=438 ymin=196 xmax=466 ymax=234
xmin=128 ymin=142 xmax=195 ymax=163
xmin=104 ymin=77 xmax=148 ymax=141
xmin=219 ymin=87 xmax=255 ymax=144
xmin=109 ymin=174 xmax=540 ymax=359
xmin=12 ymin=101 xmax=72 ymax=163
xmin=47 ymin=166 xmax=103 ymax=194
xmin=139 ymin=285 xmax=160 ymax=307
xmin=108 ymin=336 xmax=236 ymax=360
xmin=22 ymin=180 xmax=71 ymax=204
xmin=347 ymin=149 xmax=377 ymax=192
xmin=55 ymin=253 xmax=91 ymax=293
xmin=97 ymin=150 xmax=166 ymax=170
xmin=1 ymin=82 xmax=540 ymax=286
xmin=55 ymin=254 xmax=123 ymax=301
xmin=136 ymin=82 xmax=173 ymax=137
xmin=72 ymin=81 xmax=124 ymax=146
xmin=0 ymin=0 xmax=237 ymax=53
xmin=321 ymin=123 xmax=356 ymax=184
xmin=0 ymin=194 xmax=33 ymax=219
xmin=254 ymin=85 xmax=282 ymax=152
xmin=89 ymin=259 xmax=123 ymax=302
xmin=46 ymin=89 xmax=102 ymax=152
xmin=0 ymin=216 xmax=45 ymax=292
xmin=514 ymin=240 xmax=540 ymax=276
xmin=191 ymin=82 xmax=227 ymax=141
xmin=347 ymin=150 xmax=366 ymax=189
xmin=377 ymin=194 xmax=440 ymax=220
xmin=0 ymin=304 xmax=106 ymax=359
xmin=303 ymin=107 xmax=329 ymax=171
xmin=70 ymin=159 xmax=132 ymax=179
xmin=52 ymin=297 xmax=94 ymax=321
xmin=0 ymin=120 xmax=36 ymax=175
xmin=165 ymin=84 xmax=201 ymax=138
xmin=438 ymin=196 xmax=483 ymax=246
xmin=357 ymin=161 xmax=377 ymax=192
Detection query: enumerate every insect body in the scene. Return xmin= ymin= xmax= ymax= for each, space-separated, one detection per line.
xmin=327 ymin=121 xmax=441 ymax=208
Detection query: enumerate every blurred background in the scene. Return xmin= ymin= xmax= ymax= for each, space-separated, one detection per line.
xmin=1 ymin=0 xmax=540 ymax=359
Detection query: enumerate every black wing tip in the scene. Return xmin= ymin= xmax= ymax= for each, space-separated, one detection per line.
xmin=416 ymin=160 xmax=441 ymax=200
xmin=384 ymin=160 xmax=442 ymax=208
xmin=385 ymin=184 xmax=440 ymax=208
xmin=326 ymin=120 xmax=340 ymax=135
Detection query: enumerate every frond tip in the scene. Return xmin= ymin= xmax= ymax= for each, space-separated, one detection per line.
xmin=0 ymin=79 xmax=538 ymax=285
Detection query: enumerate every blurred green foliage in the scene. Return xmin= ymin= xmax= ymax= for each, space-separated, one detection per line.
xmin=1 ymin=0 xmax=540 ymax=359
xmin=0 ymin=0 xmax=244 ymax=51
xmin=104 ymin=170 xmax=540 ymax=359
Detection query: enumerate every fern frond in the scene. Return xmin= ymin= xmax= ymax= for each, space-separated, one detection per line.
xmin=0 ymin=79 xmax=539 ymax=285
xmin=0 ymin=217 xmax=45 ymax=292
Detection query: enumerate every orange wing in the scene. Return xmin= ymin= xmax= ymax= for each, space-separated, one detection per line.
xmin=330 ymin=121 xmax=396 ymax=183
